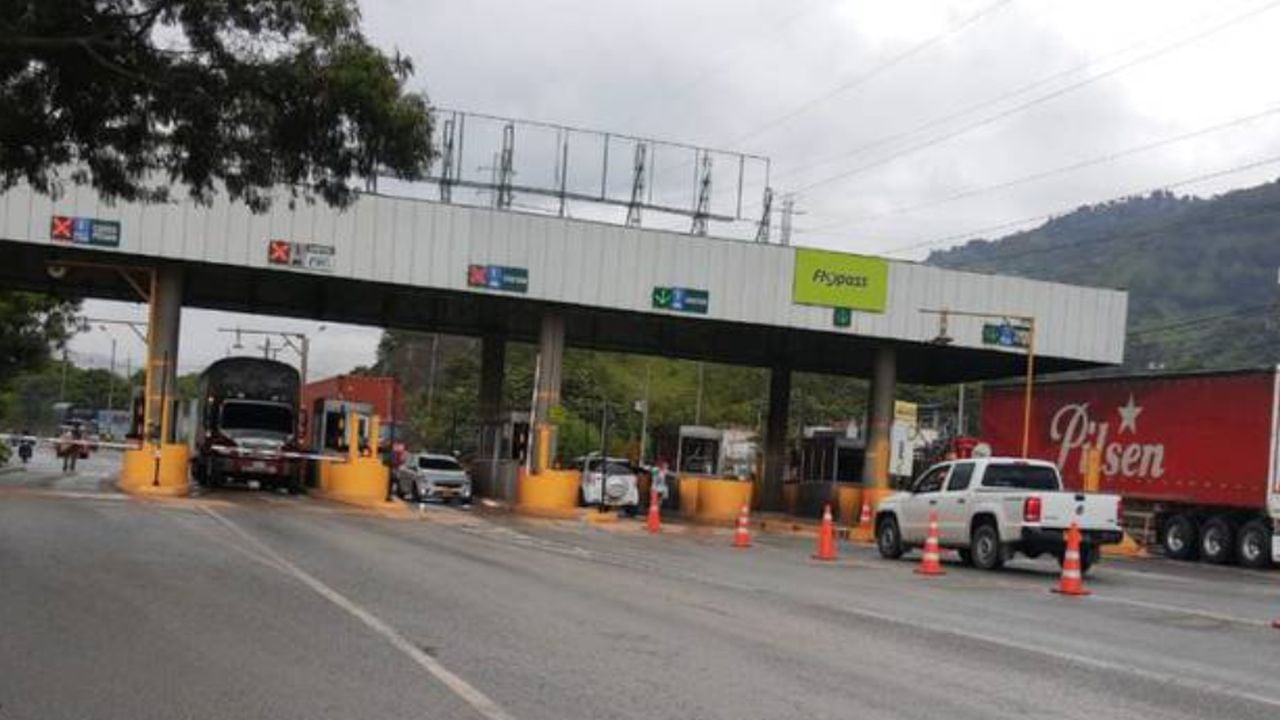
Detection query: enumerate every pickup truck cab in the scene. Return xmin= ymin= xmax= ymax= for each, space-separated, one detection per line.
xmin=876 ymin=457 xmax=1123 ymax=572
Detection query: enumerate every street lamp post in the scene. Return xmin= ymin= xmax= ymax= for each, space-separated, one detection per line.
xmin=920 ymin=308 xmax=1038 ymax=458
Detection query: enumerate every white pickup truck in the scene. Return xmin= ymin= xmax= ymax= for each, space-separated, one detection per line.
xmin=875 ymin=457 xmax=1124 ymax=573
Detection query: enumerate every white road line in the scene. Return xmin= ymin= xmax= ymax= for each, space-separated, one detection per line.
xmin=835 ymin=601 xmax=1280 ymax=711
xmin=200 ymin=506 xmax=518 ymax=720
xmin=1087 ymin=593 xmax=1270 ymax=628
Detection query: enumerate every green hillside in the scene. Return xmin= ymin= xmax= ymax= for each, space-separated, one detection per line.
xmin=926 ymin=183 xmax=1280 ymax=371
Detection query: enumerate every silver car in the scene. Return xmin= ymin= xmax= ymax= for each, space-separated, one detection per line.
xmin=395 ymin=452 xmax=472 ymax=503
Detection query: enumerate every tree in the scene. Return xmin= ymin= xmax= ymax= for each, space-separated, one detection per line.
xmin=0 ymin=0 xmax=434 ymax=211
xmin=0 ymin=290 xmax=78 ymax=380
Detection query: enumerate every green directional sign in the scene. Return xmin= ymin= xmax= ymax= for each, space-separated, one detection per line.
xmin=833 ymin=307 xmax=852 ymax=327
xmin=651 ymin=286 xmax=709 ymax=314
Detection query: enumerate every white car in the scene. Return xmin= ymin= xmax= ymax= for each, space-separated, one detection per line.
xmin=395 ymin=452 xmax=472 ymax=503
xmin=875 ymin=457 xmax=1123 ymax=572
xmin=579 ymin=456 xmax=640 ymax=513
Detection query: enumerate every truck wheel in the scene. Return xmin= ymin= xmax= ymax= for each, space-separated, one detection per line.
xmin=1078 ymin=544 xmax=1097 ymax=576
xmin=1236 ymin=520 xmax=1273 ymax=569
xmin=1199 ymin=516 xmax=1235 ymax=565
xmin=876 ymin=516 xmax=904 ymax=560
xmin=970 ymin=523 xmax=1004 ymax=570
xmin=1162 ymin=514 xmax=1198 ymax=561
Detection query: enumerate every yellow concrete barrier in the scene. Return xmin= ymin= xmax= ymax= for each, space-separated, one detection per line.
xmin=313 ymin=456 xmax=391 ymax=508
xmin=678 ymin=474 xmax=702 ymax=518
xmin=1101 ymin=531 xmax=1149 ymax=559
xmin=118 ymin=444 xmax=190 ymax=497
xmin=516 ymin=468 xmax=581 ymax=518
xmin=691 ymin=476 xmax=752 ymax=524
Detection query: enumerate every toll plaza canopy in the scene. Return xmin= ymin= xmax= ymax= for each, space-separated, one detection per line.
xmin=0 ymin=182 xmax=1127 ymax=382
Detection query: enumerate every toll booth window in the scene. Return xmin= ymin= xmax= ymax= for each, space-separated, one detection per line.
xmin=946 ymin=463 xmax=974 ymax=491
xmin=981 ymin=464 xmax=1059 ymax=490
xmin=835 ymin=446 xmax=863 ymax=482
xmin=912 ymin=466 xmax=947 ymax=494
xmin=680 ymin=437 xmax=719 ymax=474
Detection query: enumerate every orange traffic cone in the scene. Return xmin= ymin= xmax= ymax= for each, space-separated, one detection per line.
xmin=1052 ymin=521 xmax=1091 ymax=596
xmin=813 ymin=503 xmax=838 ymax=561
xmin=732 ymin=504 xmax=752 ymax=548
xmin=915 ymin=510 xmax=946 ymax=576
xmin=646 ymin=487 xmax=661 ymax=534
xmin=851 ymin=499 xmax=874 ymax=543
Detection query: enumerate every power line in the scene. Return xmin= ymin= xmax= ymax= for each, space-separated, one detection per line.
xmin=771 ymin=0 xmax=1257 ymax=188
xmin=831 ymin=151 xmax=1280 ymax=258
xmin=800 ymin=101 xmax=1280 ymax=233
xmin=1126 ymin=304 xmax=1273 ymax=341
xmin=789 ymin=0 xmax=1280 ymax=198
xmin=726 ymin=0 xmax=1017 ymax=149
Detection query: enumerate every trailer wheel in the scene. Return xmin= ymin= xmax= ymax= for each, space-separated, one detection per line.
xmin=1199 ymin=516 xmax=1235 ymax=565
xmin=1161 ymin=514 xmax=1198 ymax=561
xmin=1236 ymin=520 xmax=1273 ymax=569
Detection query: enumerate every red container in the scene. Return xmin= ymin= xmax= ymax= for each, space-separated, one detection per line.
xmin=301 ymin=375 xmax=403 ymax=438
xmin=981 ymin=369 xmax=1280 ymax=510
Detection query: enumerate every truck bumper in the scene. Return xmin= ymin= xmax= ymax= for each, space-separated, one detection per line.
xmin=1020 ymin=527 xmax=1124 ymax=553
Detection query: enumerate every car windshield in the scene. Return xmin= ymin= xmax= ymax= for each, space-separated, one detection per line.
xmin=585 ymin=459 xmax=632 ymax=475
xmin=418 ymin=456 xmax=462 ymax=471
xmin=220 ymin=401 xmax=293 ymax=434
xmin=981 ymin=464 xmax=1060 ymax=490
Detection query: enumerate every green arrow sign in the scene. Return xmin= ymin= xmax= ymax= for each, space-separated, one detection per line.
xmin=652 ymin=287 xmax=674 ymax=309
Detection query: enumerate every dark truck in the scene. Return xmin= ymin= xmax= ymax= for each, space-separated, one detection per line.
xmin=193 ymin=357 xmax=303 ymax=492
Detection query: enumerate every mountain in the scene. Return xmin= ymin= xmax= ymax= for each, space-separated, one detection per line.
xmin=926 ymin=182 xmax=1280 ymax=371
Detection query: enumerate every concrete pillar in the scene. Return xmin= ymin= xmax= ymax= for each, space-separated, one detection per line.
xmin=761 ymin=364 xmax=791 ymax=512
xmin=148 ymin=266 xmax=183 ymax=444
xmin=861 ymin=345 xmax=897 ymax=494
xmin=479 ymin=333 xmax=506 ymax=422
xmin=120 ymin=265 xmax=189 ymax=496
xmin=532 ymin=313 xmax=564 ymax=472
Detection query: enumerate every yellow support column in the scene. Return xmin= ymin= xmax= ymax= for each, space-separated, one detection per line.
xmin=119 ymin=266 xmax=190 ymax=497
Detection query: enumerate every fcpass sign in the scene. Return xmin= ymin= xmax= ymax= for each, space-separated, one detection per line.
xmin=792 ymin=248 xmax=888 ymax=313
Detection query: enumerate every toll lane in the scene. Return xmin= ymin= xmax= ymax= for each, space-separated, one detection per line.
xmin=3 ymin=474 xmax=1280 ymax=720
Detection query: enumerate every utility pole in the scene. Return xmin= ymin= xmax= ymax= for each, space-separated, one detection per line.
xmin=107 ymin=337 xmax=117 ymax=411
xmin=637 ymin=360 xmax=651 ymax=464
xmin=59 ymin=347 xmax=68 ymax=403
xmin=695 ymin=361 xmax=705 ymax=426
xmin=956 ymin=383 xmax=966 ymax=436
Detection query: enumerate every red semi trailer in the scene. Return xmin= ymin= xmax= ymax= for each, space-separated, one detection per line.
xmin=981 ymin=367 xmax=1280 ymax=568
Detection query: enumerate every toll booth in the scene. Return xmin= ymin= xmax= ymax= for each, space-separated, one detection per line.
xmin=309 ymin=398 xmax=375 ymax=487
xmin=676 ymin=426 xmax=724 ymax=475
xmin=473 ymin=410 xmax=530 ymax=502
xmin=795 ymin=428 xmax=866 ymax=519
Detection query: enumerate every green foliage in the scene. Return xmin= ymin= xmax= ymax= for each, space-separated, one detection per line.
xmin=372 ymin=330 xmax=876 ymax=464
xmin=0 ymin=361 xmax=131 ymax=433
xmin=0 ymin=0 xmax=434 ymax=211
xmin=0 ymin=291 xmax=79 ymax=380
xmin=929 ymin=184 xmax=1280 ymax=370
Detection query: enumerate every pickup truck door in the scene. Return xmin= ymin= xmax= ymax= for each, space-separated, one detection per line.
xmin=936 ymin=462 xmax=976 ymax=544
xmin=900 ymin=465 xmax=950 ymax=544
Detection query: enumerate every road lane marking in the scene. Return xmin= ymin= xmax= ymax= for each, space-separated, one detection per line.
xmin=1087 ymin=593 xmax=1270 ymax=628
xmin=200 ymin=506 xmax=518 ymax=720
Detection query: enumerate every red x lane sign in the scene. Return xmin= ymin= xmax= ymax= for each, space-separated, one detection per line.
xmin=50 ymin=215 xmax=74 ymax=240
xmin=267 ymin=240 xmax=293 ymax=264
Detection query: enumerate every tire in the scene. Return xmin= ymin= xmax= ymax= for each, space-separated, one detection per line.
xmin=1162 ymin=514 xmax=1199 ymax=561
xmin=876 ymin=516 xmax=904 ymax=559
xmin=970 ymin=522 xmax=1004 ymax=570
xmin=1199 ymin=516 xmax=1236 ymax=565
xmin=1236 ymin=520 xmax=1273 ymax=569
xmin=957 ymin=548 xmax=974 ymax=566
xmin=1079 ymin=544 xmax=1098 ymax=576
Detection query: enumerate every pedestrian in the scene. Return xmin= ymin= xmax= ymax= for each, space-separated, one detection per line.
xmin=61 ymin=425 xmax=83 ymax=473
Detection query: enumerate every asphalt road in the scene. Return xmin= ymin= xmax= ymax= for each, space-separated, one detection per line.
xmin=3 ymin=455 xmax=1280 ymax=719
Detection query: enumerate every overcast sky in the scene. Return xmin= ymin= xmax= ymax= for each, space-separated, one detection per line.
xmin=72 ymin=0 xmax=1280 ymax=378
